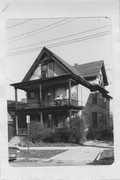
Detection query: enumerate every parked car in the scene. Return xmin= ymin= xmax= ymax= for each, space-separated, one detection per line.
xmin=9 ymin=146 xmax=20 ymax=161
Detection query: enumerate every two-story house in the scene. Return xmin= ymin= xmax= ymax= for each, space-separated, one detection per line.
xmin=10 ymin=47 xmax=112 ymax=136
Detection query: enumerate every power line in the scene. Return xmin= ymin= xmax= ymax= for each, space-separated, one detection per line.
xmin=6 ymin=19 xmax=67 ymax=40
xmin=7 ymin=31 xmax=111 ymax=56
xmin=8 ymin=24 xmax=111 ymax=52
xmin=6 ymin=18 xmax=78 ymax=42
xmin=6 ymin=19 xmax=33 ymax=30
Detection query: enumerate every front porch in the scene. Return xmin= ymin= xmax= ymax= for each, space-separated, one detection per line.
xmin=15 ymin=107 xmax=83 ymax=136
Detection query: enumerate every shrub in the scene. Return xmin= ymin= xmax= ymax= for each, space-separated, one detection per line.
xmin=99 ymin=129 xmax=113 ymax=140
xmin=8 ymin=124 xmax=15 ymax=141
xmin=43 ymin=128 xmax=70 ymax=143
xmin=30 ymin=121 xmax=53 ymax=142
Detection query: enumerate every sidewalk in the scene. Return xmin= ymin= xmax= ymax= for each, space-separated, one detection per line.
xmin=45 ymin=146 xmax=105 ymax=164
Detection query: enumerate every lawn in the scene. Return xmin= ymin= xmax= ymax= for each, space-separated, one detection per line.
xmin=18 ymin=149 xmax=67 ymax=159
xmin=19 ymin=141 xmax=79 ymax=147
xmin=90 ymin=149 xmax=114 ymax=165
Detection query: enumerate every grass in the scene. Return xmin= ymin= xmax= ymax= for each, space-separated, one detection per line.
xmin=18 ymin=149 xmax=67 ymax=159
xmin=19 ymin=140 xmax=79 ymax=147
xmin=89 ymin=149 xmax=114 ymax=165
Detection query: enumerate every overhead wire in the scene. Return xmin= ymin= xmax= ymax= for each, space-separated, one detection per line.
xmin=6 ymin=19 xmax=33 ymax=30
xmin=6 ymin=18 xmax=79 ymax=42
xmin=8 ymin=24 xmax=111 ymax=51
xmin=7 ymin=31 xmax=111 ymax=56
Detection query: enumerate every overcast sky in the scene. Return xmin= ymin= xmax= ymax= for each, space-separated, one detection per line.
xmin=5 ymin=17 xmax=112 ymax=101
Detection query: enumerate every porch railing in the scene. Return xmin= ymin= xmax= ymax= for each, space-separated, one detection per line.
xmin=48 ymin=98 xmax=78 ymax=107
xmin=16 ymin=99 xmax=79 ymax=110
xmin=18 ymin=128 xmax=27 ymax=135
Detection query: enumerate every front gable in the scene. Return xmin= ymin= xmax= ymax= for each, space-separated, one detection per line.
xmin=23 ymin=47 xmax=70 ymax=82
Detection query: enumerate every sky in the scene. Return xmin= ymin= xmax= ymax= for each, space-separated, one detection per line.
xmin=5 ymin=17 xmax=113 ymax=101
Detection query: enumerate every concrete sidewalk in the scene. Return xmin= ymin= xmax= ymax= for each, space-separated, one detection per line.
xmin=46 ymin=146 xmax=104 ymax=164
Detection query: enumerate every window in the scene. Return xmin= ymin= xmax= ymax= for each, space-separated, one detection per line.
xmin=28 ymin=91 xmax=36 ymax=99
xmin=92 ymin=112 xmax=98 ymax=128
xmin=99 ymin=112 xmax=103 ymax=122
xmin=92 ymin=92 xmax=97 ymax=104
xmin=103 ymin=114 xmax=107 ymax=125
xmin=103 ymin=97 xmax=107 ymax=108
xmin=48 ymin=62 xmax=54 ymax=77
xmin=41 ymin=64 xmax=48 ymax=78
xmin=99 ymin=93 xmax=103 ymax=105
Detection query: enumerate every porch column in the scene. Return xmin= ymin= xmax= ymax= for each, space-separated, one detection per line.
xmin=15 ymin=88 xmax=18 ymax=109
xmin=15 ymin=115 xmax=18 ymax=135
xmin=76 ymin=85 xmax=78 ymax=105
xmin=40 ymin=112 xmax=43 ymax=128
xmin=69 ymin=79 xmax=71 ymax=105
xmin=15 ymin=88 xmax=18 ymax=134
xmin=39 ymin=84 xmax=42 ymax=105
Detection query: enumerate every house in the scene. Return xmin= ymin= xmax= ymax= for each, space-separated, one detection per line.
xmin=10 ymin=47 xmax=112 ymax=136
xmin=74 ymin=61 xmax=112 ymax=136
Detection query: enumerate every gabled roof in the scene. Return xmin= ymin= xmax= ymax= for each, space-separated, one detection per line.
xmin=74 ymin=60 xmax=108 ymax=86
xmin=22 ymin=47 xmax=91 ymax=88
xmin=23 ymin=47 xmax=81 ymax=82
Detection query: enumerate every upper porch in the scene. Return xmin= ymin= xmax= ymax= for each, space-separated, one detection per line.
xmin=11 ymin=74 xmax=86 ymax=111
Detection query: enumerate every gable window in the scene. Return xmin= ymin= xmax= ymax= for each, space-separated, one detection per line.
xmin=28 ymin=91 xmax=36 ymax=99
xmin=41 ymin=64 xmax=48 ymax=78
xmin=92 ymin=112 xmax=98 ymax=128
xmin=92 ymin=92 xmax=97 ymax=104
xmin=48 ymin=61 xmax=54 ymax=77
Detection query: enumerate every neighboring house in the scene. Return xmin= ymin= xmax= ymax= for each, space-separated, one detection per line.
xmin=74 ymin=61 xmax=112 ymax=135
xmin=10 ymin=47 xmax=112 ymax=136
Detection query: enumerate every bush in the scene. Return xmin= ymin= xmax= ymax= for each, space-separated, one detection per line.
xmin=99 ymin=129 xmax=113 ymax=140
xmin=30 ymin=121 xmax=53 ymax=142
xmin=29 ymin=114 xmax=87 ymax=144
xmin=43 ymin=128 xmax=70 ymax=143
xmin=8 ymin=124 xmax=15 ymax=141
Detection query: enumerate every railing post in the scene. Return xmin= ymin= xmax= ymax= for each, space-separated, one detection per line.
xmin=40 ymin=112 xmax=44 ymax=128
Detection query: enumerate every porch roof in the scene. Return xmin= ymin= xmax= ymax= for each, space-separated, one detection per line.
xmin=15 ymin=105 xmax=83 ymax=114
xmin=10 ymin=74 xmax=92 ymax=90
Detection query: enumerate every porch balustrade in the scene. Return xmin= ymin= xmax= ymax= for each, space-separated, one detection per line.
xmin=16 ymin=98 xmax=79 ymax=110
xmin=18 ymin=128 xmax=27 ymax=135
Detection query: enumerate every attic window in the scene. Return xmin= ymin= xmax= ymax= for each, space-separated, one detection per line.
xmin=41 ymin=64 xmax=48 ymax=78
